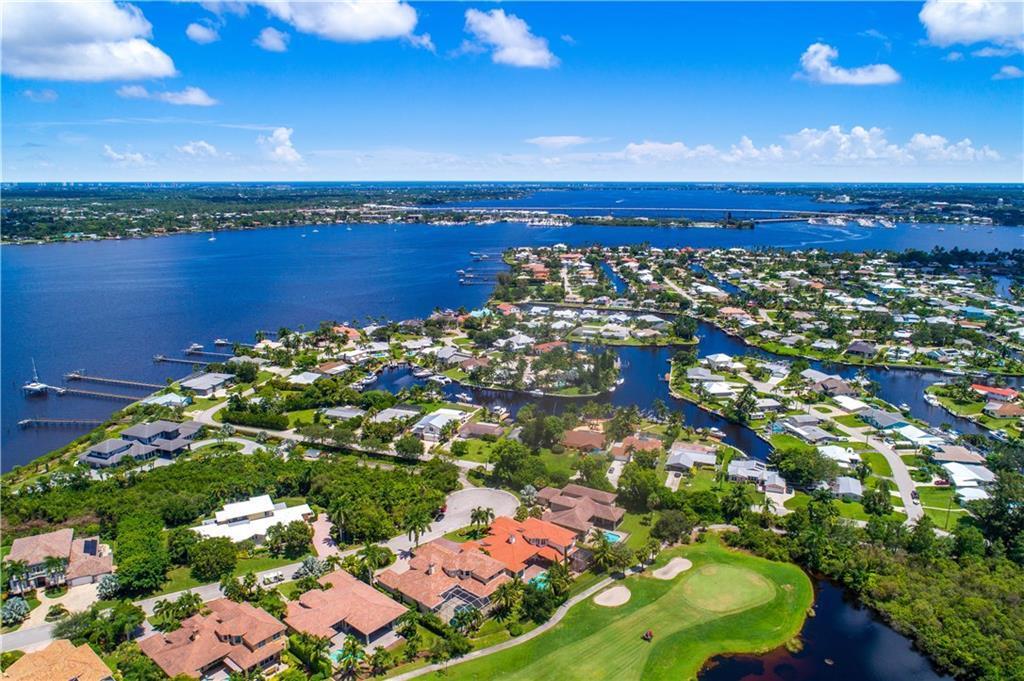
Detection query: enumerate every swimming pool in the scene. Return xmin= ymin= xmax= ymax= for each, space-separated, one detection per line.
xmin=529 ymin=571 xmax=549 ymax=589
xmin=603 ymin=530 xmax=624 ymax=543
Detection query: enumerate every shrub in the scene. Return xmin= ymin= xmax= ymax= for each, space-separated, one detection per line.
xmin=1 ymin=598 xmax=30 ymax=626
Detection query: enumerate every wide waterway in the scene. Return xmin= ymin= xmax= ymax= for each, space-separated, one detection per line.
xmin=4 ymin=217 xmax=1022 ymax=471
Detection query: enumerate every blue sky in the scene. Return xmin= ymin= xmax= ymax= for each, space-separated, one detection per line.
xmin=2 ymin=1 xmax=1022 ymax=181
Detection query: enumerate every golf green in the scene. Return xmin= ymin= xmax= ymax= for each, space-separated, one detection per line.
xmin=439 ymin=536 xmax=813 ymax=681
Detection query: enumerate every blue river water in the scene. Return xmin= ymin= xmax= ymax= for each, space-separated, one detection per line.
xmin=3 ymin=217 xmax=1022 ymax=471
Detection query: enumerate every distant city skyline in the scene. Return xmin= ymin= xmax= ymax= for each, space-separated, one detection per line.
xmin=2 ymin=1 xmax=1022 ymax=182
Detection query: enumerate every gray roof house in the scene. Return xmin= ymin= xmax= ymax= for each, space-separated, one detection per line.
xmin=830 ymin=476 xmax=864 ymax=500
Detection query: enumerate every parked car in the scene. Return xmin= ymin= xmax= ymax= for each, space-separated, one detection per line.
xmin=262 ymin=571 xmax=285 ymax=585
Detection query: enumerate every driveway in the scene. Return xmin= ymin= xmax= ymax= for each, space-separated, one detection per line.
xmin=190 ymin=437 xmax=264 ymax=454
xmin=22 ymin=583 xmax=98 ymax=628
xmin=386 ymin=487 xmax=518 ymax=557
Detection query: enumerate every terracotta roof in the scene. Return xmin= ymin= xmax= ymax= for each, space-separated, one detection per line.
xmin=538 ymin=485 xmax=624 ymax=534
xmin=377 ymin=539 xmax=509 ymax=610
xmin=139 ymin=599 xmax=285 ymax=678
xmin=5 ymin=529 xmax=73 ymax=566
xmin=609 ymin=434 xmax=663 ymax=460
xmin=561 ymin=429 xmax=606 ymax=451
xmin=973 ymin=384 xmax=1019 ymax=398
xmin=285 ymin=570 xmax=406 ymax=638
xmin=533 ymin=341 xmax=568 ymax=354
xmin=65 ymin=538 xmax=113 ymax=581
xmin=465 ymin=516 xmax=576 ymax=573
xmin=3 ymin=639 xmax=112 ymax=681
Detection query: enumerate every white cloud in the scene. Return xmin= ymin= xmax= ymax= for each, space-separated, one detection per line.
xmin=103 ymin=144 xmax=149 ymax=166
xmin=798 ymin=43 xmax=901 ymax=85
xmin=972 ymin=46 xmax=1017 ymax=57
xmin=786 ymin=125 xmax=910 ymax=162
xmin=116 ymin=85 xmax=219 ymax=106
xmin=22 ymin=89 xmax=59 ymax=103
xmin=253 ymin=0 xmax=424 ymax=44
xmin=176 ymin=140 xmax=219 ymax=157
xmin=920 ymin=0 xmax=1023 ymax=50
xmin=993 ymin=65 xmax=1024 ymax=79
xmin=186 ymin=22 xmax=220 ymax=44
xmin=464 ymin=9 xmax=558 ymax=69
xmin=259 ymin=126 xmax=302 ymax=163
xmin=1 ymin=1 xmax=176 ymax=81
xmin=254 ymin=26 xmax=290 ymax=51
xmin=525 ymin=136 xmax=595 ymax=149
xmin=943 ymin=51 xmax=965 ymax=61
xmin=906 ymin=133 xmax=1000 ymax=161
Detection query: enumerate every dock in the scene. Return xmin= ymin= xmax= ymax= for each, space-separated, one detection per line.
xmin=19 ymin=418 xmax=104 ymax=428
xmin=154 ymin=354 xmax=210 ymax=366
xmin=64 ymin=371 xmax=164 ymax=390
xmin=183 ymin=349 xmax=234 ymax=358
xmin=57 ymin=386 xmax=138 ymax=401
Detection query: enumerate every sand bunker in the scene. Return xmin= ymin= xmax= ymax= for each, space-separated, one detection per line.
xmin=653 ymin=557 xmax=693 ymax=580
xmin=593 ymin=585 xmax=631 ymax=607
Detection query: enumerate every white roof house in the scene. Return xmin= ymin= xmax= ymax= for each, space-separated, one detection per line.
xmin=818 ymin=445 xmax=860 ymax=467
xmin=895 ymin=424 xmax=945 ymax=448
xmin=288 ymin=371 xmax=323 ymax=386
xmin=195 ymin=494 xmax=312 ymax=544
xmin=411 ymin=408 xmax=465 ymax=441
xmin=180 ymin=372 xmax=234 ymax=397
xmin=942 ymin=462 xmax=996 ymax=488
xmin=833 ymin=395 xmax=869 ymax=413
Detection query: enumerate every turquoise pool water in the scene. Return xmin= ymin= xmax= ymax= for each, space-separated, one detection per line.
xmin=529 ymin=571 xmax=549 ymax=588
xmin=603 ymin=530 xmax=624 ymax=543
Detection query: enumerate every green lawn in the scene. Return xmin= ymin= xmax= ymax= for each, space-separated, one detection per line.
xmin=442 ymin=535 xmax=812 ymax=681
xmin=457 ymin=438 xmax=496 ymax=464
xmin=152 ymin=555 xmax=297 ymax=597
xmin=833 ymin=414 xmax=865 ymax=428
xmin=768 ymin=434 xmax=814 ymax=453
xmin=286 ymin=409 xmax=318 ymax=427
xmin=784 ymin=492 xmax=905 ymax=523
xmin=860 ymin=451 xmax=893 ymax=478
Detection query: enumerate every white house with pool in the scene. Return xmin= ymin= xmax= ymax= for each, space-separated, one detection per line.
xmin=193 ymin=494 xmax=313 ymax=545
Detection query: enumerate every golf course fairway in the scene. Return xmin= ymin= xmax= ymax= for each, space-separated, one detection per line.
xmin=442 ymin=535 xmax=814 ymax=681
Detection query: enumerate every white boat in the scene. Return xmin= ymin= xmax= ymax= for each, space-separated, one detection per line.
xmin=185 ymin=342 xmax=204 ymax=354
xmin=208 ymin=235 xmax=217 ymax=242
xmin=346 ymin=227 xmax=353 ymax=231
xmin=456 ymin=392 xmax=473 ymax=403
xmin=412 ymin=368 xmax=432 ymax=378
xmin=924 ymin=394 xmax=940 ymax=407
xmin=807 ymin=218 xmax=827 ymax=225
xmin=937 ymin=227 xmax=946 ymax=232
xmin=214 ymin=338 xmax=230 ymax=346
xmin=826 ymin=216 xmax=847 ymax=227
xmin=362 ymin=373 xmax=377 ymax=384
xmin=878 ymin=219 xmax=896 ymax=229
xmin=312 ymin=229 xmax=319 ymax=233
xmin=23 ymin=358 xmax=48 ymax=395
xmin=428 ymin=375 xmax=452 ymax=385
xmin=856 ymin=218 xmax=876 ymax=227
xmin=528 ymin=389 xmax=544 ymax=396
xmin=708 ymin=427 xmax=726 ymax=439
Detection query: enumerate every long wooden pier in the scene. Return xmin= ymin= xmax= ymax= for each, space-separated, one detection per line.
xmin=57 ymin=386 xmax=138 ymax=401
xmin=64 ymin=371 xmax=164 ymax=390
xmin=19 ymin=418 xmax=104 ymax=428
xmin=154 ymin=355 xmax=209 ymax=366
xmin=183 ymin=349 xmax=234 ymax=358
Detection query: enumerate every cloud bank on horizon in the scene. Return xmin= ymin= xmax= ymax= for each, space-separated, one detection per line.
xmin=1 ymin=0 xmax=1021 ymax=182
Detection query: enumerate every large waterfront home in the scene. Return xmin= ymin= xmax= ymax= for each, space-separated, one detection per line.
xmin=411 ymin=408 xmax=467 ymax=442
xmin=463 ymin=516 xmax=581 ymax=578
xmin=377 ymin=538 xmax=511 ymax=621
xmin=3 ymin=639 xmax=113 ymax=681
xmin=3 ymin=528 xmax=113 ymax=594
xmin=284 ymin=570 xmax=406 ymax=647
xmin=179 ymin=371 xmax=235 ymax=397
xmin=535 ymin=484 xmax=625 ymax=537
xmin=78 ymin=419 xmax=202 ymax=468
xmin=139 ymin=598 xmax=286 ymax=679
xmin=192 ymin=494 xmax=313 ymax=545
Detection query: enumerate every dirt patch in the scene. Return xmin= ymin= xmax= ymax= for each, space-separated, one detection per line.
xmin=653 ymin=557 xmax=693 ymax=580
xmin=594 ymin=585 xmax=631 ymax=607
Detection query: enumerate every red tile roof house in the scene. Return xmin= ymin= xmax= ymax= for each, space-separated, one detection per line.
xmin=284 ymin=570 xmax=407 ymax=647
xmin=377 ymin=538 xmax=511 ymax=623
xmin=3 ymin=528 xmax=113 ymax=595
xmin=972 ymin=384 xmax=1019 ymax=402
xmin=609 ymin=433 xmax=663 ymax=462
xmin=560 ymin=428 xmax=607 ymax=453
xmin=463 ymin=516 xmax=579 ymax=581
xmin=536 ymin=484 xmax=626 ymax=538
xmin=138 ymin=599 xmax=286 ymax=679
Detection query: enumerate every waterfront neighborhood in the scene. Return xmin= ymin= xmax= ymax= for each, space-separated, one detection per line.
xmin=2 ymin=0 xmax=1023 ymax=678
xmin=2 ymin=237 xmax=1021 ymax=681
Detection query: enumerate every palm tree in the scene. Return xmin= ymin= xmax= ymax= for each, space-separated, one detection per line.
xmin=337 ymin=634 xmax=366 ymax=679
xmin=368 ymin=647 xmax=394 ymax=676
xmin=759 ymin=495 xmax=775 ymax=527
xmin=586 ymin=528 xmax=615 ymax=572
xmin=546 ymin=560 xmax=572 ymax=598
xmin=469 ymin=506 xmax=495 ymax=535
xmin=492 ymin=579 xmax=524 ymax=619
xmin=357 ymin=543 xmax=391 ymax=584
xmin=5 ymin=560 xmax=29 ymax=592
xmin=291 ymin=633 xmax=331 ymax=676
xmin=403 ymin=510 xmax=432 ymax=548
xmin=641 ymin=538 xmax=662 ymax=565
xmin=722 ymin=484 xmax=753 ymax=521
xmin=42 ymin=555 xmax=67 ymax=586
